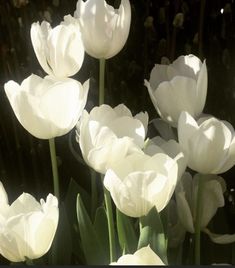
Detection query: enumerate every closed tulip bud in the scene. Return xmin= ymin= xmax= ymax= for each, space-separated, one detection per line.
xmin=76 ymin=104 xmax=148 ymax=174
xmin=110 ymin=246 xmax=165 ymax=265
xmin=73 ymin=0 xmax=131 ymax=59
xmin=0 ymin=182 xmax=59 ymax=262
xmin=145 ymin=54 xmax=207 ymax=127
xmin=178 ymin=112 xmax=235 ymax=174
xmin=104 ymin=151 xmax=178 ymax=217
xmin=31 ymin=21 xmax=84 ymax=78
xmin=4 ymin=74 xmax=89 ymax=139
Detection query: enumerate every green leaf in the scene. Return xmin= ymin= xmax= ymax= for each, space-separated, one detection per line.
xmin=50 ymin=202 xmax=72 ymax=264
xmin=138 ymin=207 xmax=168 ymax=264
xmin=76 ymin=194 xmax=107 ymax=265
xmin=116 ymin=209 xmax=138 ymax=254
xmin=93 ymin=206 xmax=109 ymax=263
xmin=64 ymin=178 xmax=90 ymax=262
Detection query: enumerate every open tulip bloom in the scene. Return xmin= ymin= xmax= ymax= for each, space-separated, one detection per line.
xmin=144 ymin=136 xmax=187 ymax=180
xmin=0 ymin=182 xmax=59 ymax=262
xmin=2 ymin=0 xmax=235 ymax=261
xmin=71 ymin=0 xmax=131 ymax=59
xmin=76 ymin=104 xmax=148 ymax=174
xmin=103 ymin=151 xmax=178 ymax=217
xmin=111 ymin=246 xmax=165 ymax=265
xmin=4 ymin=74 xmax=89 ymax=139
xmin=31 ymin=21 xmax=84 ymax=78
xmin=178 ymin=111 xmax=235 ymax=174
xmin=175 ymin=172 xmax=235 ymax=244
xmin=145 ymin=54 xmax=207 ymax=127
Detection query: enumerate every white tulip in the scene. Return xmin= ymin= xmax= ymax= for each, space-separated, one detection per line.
xmin=178 ymin=111 xmax=235 ymax=174
xmin=145 ymin=54 xmax=207 ymax=126
xmin=31 ymin=21 xmax=84 ymax=78
xmin=72 ymin=0 xmax=131 ymax=59
xmin=111 ymin=246 xmax=165 ymax=265
xmin=144 ymin=136 xmax=187 ymax=180
xmin=5 ymin=74 xmax=89 ymax=139
xmin=77 ymin=104 xmax=148 ymax=174
xmin=0 ymin=182 xmax=58 ymax=262
xmin=103 ymin=151 xmax=178 ymax=217
xmin=175 ymin=172 xmax=226 ymax=233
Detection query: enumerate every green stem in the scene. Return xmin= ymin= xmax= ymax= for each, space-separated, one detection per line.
xmin=99 ymin=58 xmax=106 ymax=105
xmin=49 ymin=138 xmax=60 ymax=200
xmin=194 ymin=175 xmax=204 ymax=265
xmin=90 ymin=168 xmax=98 ymax=219
xmin=104 ymin=185 xmax=116 ymax=262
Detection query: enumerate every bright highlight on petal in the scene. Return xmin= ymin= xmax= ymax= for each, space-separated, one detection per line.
xmin=145 ymin=54 xmax=207 ymax=126
xmin=0 ymin=182 xmax=59 ymax=262
xmin=77 ymin=104 xmax=148 ymax=174
xmin=4 ymin=74 xmax=89 ymax=139
xmin=71 ymin=0 xmax=131 ymax=59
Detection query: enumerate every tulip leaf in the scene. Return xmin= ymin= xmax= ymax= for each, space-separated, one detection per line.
xmin=138 ymin=207 xmax=168 ymax=264
xmin=49 ymin=202 xmax=72 ymax=264
xmin=116 ymin=208 xmax=138 ymax=254
xmin=76 ymin=194 xmax=107 ymax=265
xmin=64 ymin=178 xmax=90 ymax=262
xmin=93 ymin=206 xmax=109 ymax=263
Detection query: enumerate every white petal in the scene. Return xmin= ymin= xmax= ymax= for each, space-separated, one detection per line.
xmin=175 ymin=191 xmax=194 ymax=233
xmin=30 ymin=21 xmax=53 ymax=76
xmin=204 ymin=228 xmax=235 ymax=244
xmin=155 ymin=76 xmax=198 ymax=125
xmin=195 ymin=60 xmax=207 ymax=115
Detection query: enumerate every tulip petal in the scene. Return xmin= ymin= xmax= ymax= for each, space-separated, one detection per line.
xmin=155 ymin=76 xmax=197 ymax=125
xmin=175 ymin=191 xmax=194 ymax=233
xmin=30 ymin=21 xmax=53 ymax=76
xmin=195 ymin=60 xmax=207 ymax=115
xmin=111 ymin=245 xmax=165 ymax=265
xmin=0 ymin=182 xmax=8 ymax=205
xmin=149 ymin=64 xmax=169 ymax=89
xmin=204 ymin=228 xmax=235 ymax=244
xmin=169 ymin=54 xmax=202 ymax=79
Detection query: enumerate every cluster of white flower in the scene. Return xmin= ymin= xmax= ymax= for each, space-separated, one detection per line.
xmin=1 ymin=0 xmax=235 ymax=265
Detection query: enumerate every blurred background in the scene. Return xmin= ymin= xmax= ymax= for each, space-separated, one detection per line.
xmin=0 ymin=0 xmax=235 ymax=264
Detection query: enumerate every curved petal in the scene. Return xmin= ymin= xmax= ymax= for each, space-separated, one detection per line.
xmin=155 ymin=76 xmax=198 ymax=125
xmin=47 ymin=24 xmax=84 ymax=77
xmin=195 ymin=60 xmax=207 ymax=116
xmin=175 ymin=191 xmax=194 ymax=233
xmin=204 ymin=228 xmax=235 ymax=244
xmin=178 ymin=111 xmax=198 ymax=156
xmin=30 ymin=21 xmax=53 ymax=76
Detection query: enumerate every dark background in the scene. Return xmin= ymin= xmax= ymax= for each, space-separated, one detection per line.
xmin=0 ymin=0 xmax=235 ymax=264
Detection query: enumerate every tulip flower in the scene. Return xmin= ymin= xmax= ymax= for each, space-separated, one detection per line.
xmin=144 ymin=136 xmax=187 ymax=180
xmin=72 ymin=0 xmax=131 ymax=59
xmin=178 ymin=111 xmax=235 ymax=174
xmin=103 ymin=151 xmax=178 ymax=217
xmin=76 ymin=104 xmax=148 ymax=174
xmin=145 ymin=54 xmax=207 ymax=127
xmin=0 ymin=181 xmax=59 ymax=262
xmin=5 ymin=74 xmax=89 ymax=139
xmin=31 ymin=21 xmax=84 ymax=78
xmin=174 ymin=172 xmax=235 ymax=244
xmin=110 ymin=246 xmax=165 ymax=265
xmin=175 ymin=172 xmax=226 ymax=234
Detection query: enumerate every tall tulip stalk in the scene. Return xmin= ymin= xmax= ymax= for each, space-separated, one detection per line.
xmin=2 ymin=0 xmax=235 ymax=266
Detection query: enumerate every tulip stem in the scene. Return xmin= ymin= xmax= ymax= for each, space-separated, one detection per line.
xmin=194 ymin=175 xmax=204 ymax=265
xmin=99 ymin=58 xmax=106 ymax=105
xmin=49 ymin=138 xmax=60 ymax=200
xmin=103 ymin=185 xmax=116 ymax=262
xmin=90 ymin=168 xmax=98 ymax=219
